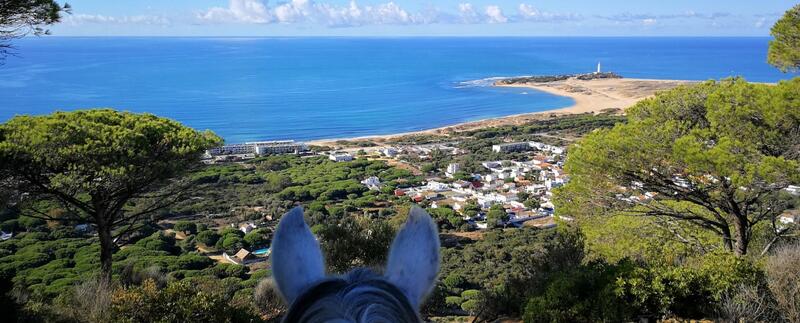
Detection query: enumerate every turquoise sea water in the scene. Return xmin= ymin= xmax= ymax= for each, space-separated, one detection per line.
xmin=0 ymin=37 xmax=795 ymax=143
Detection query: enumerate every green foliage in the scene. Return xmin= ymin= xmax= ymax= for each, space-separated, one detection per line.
xmin=558 ymin=79 xmax=800 ymax=256
xmin=461 ymin=289 xmax=480 ymax=300
xmin=109 ymin=279 xmax=264 ymax=323
xmin=0 ymin=0 xmax=68 ymax=63
xmin=439 ymin=228 xmax=585 ymax=297
xmin=522 ymin=198 xmax=540 ymax=210
xmin=243 ymin=228 xmax=271 ymax=249
xmin=523 ymin=261 xmax=634 ymax=323
xmin=578 ymin=212 xmax=720 ymax=264
xmin=316 ymin=216 xmax=396 ymax=273
xmin=768 ymin=4 xmax=800 ymax=72
xmin=445 ymin=296 xmax=463 ymax=307
xmin=218 ymin=235 xmax=245 ymax=254
xmin=460 ymin=299 xmax=479 ymax=314
xmin=0 ymin=109 xmax=222 ymax=276
xmin=195 ymin=230 xmax=221 ymax=247
xmin=486 ymin=204 xmax=508 ymax=228
xmin=174 ymin=155 xmax=420 ymax=217
xmin=443 ymin=272 xmax=466 ymax=290
xmin=615 ymin=251 xmax=764 ymax=318
xmin=17 ymin=216 xmax=45 ymax=230
xmin=173 ymin=221 xmax=197 ymax=235
xmin=429 ymin=207 xmax=464 ymax=229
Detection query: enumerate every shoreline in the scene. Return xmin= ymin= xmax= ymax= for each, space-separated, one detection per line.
xmin=307 ymin=77 xmax=693 ymax=146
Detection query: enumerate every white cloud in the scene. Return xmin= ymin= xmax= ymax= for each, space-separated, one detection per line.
xmin=198 ymin=0 xmax=421 ymax=27
xmin=198 ymin=1 xmax=583 ymax=26
xmin=65 ymin=14 xmax=171 ymax=26
xmin=642 ymin=18 xmax=657 ymax=26
xmin=457 ymin=3 xmax=481 ymax=23
xmin=518 ymin=4 xmax=581 ymax=22
xmin=485 ymin=5 xmax=508 ymax=24
xmin=200 ymin=0 xmax=273 ymax=23
xmin=602 ymin=11 xmax=731 ymax=23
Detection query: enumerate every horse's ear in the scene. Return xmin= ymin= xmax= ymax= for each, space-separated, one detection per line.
xmin=271 ymin=207 xmax=326 ymax=304
xmin=385 ymin=206 xmax=440 ymax=309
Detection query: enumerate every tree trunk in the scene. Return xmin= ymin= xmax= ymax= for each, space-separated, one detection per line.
xmin=720 ymin=225 xmax=734 ymax=252
xmin=98 ymin=222 xmax=115 ymax=281
xmin=733 ymin=216 xmax=749 ymax=256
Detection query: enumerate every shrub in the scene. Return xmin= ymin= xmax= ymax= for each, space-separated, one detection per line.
xmin=253 ymin=279 xmax=286 ymax=319
xmin=442 ymin=272 xmax=466 ymax=290
xmin=196 ymin=230 xmax=221 ymax=247
xmin=173 ymin=221 xmax=197 ymax=235
xmin=766 ymin=243 xmax=800 ymax=323
xmin=461 ymin=289 xmax=480 ymax=301
xmin=460 ymin=300 xmax=479 ymax=314
xmin=445 ymin=296 xmax=463 ymax=307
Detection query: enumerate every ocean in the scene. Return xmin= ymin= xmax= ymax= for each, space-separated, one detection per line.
xmin=0 ymin=37 xmax=794 ymax=143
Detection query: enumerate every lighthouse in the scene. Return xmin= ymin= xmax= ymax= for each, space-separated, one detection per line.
xmin=596 ymin=62 xmax=602 ymax=74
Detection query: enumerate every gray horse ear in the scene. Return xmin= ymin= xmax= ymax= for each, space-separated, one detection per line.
xmin=271 ymin=207 xmax=326 ymax=304
xmin=385 ymin=206 xmax=440 ymax=309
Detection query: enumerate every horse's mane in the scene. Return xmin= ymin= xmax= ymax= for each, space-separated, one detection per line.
xmin=283 ymin=268 xmax=419 ymax=323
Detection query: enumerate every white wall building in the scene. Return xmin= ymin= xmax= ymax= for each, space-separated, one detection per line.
xmin=240 ymin=223 xmax=258 ymax=234
xmin=361 ymin=176 xmax=382 ymax=190
xmin=382 ymin=147 xmax=399 ymax=158
xmin=446 ymin=163 xmax=461 ymax=177
xmin=329 ymin=153 xmax=354 ymax=162
xmin=426 ymin=181 xmax=451 ymax=192
xmin=492 ymin=142 xmax=531 ymax=153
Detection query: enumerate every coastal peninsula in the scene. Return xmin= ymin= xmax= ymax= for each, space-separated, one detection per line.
xmin=309 ymin=75 xmax=691 ymax=147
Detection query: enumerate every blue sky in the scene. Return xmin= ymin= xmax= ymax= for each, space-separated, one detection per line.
xmin=52 ymin=0 xmax=797 ymax=36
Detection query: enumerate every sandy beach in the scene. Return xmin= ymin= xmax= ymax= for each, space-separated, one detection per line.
xmin=308 ymin=77 xmax=693 ymax=146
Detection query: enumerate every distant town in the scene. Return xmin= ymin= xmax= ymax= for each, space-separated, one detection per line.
xmin=203 ymin=138 xmax=573 ymax=233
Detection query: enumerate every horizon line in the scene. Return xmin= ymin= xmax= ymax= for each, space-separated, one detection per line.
xmin=36 ymin=35 xmax=774 ymax=39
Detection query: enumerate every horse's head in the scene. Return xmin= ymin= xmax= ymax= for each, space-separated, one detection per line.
xmin=270 ymin=206 xmax=440 ymax=323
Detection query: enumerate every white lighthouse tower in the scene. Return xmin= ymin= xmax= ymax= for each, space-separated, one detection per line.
xmin=595 ymin=62 xmax=602 ymax=74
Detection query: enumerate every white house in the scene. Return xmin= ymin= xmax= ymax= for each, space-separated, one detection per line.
xmin=382 ymin=147 xmax=399 ymax=158
xmin=239 ymin=223 xmax=258 ymax=234
xmin=446 ymin=163 xmax=461 ymax=177
xmin=492 ymin=142 xmax=530 ymax=153
xmin=224 ymin=248 xmax=256 ymax=265
xmin=526 ymin=184 xmax=547 ymax=195
xmin=329 ymin=153 xmax=354 ymax=162
xmin=426 ymin=181 xmax=451 ymax=192
xmin=361 ymin=176 xmax=382 ymax=190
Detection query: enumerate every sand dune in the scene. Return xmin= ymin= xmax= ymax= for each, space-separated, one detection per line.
xmin=498 ymin=77 xmax=694 ymax=114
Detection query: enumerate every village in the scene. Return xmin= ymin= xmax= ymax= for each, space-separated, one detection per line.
xmin=203 ymin=138 xmax=570 ymax=233
xmin=353 ymin=140 xmax=570 ymax=231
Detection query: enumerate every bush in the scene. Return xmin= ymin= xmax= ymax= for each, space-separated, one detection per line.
xmin=174 ymin=254 xmax=214 ymax=271
xmin=766 ymin=243 xmax=800 ymax=323
xmin=442 ymin=272 xmax=466 ymax=290
xmin=243 ymin=229 xmax=270 ymax=249
xmin=217 ymin=235 xmax=245 ymax=254
xmin=173 ymin=221 xmax=197 ymax=235
xmin=445 ymin=296 xmax=463 ymax=307
xmin=522 ymin=259 xmax=638 ymax=323
xmin=196 ymin=230 xmax=221 ymax=247
xmin=108 ymin=279 xmax=264 ymax=322
xmin=460 ymin=300 xmax=479 ymax=314
xmin=253 ymin=279 xmax=286 ymax=319
xmin=461 ymin=289 xmax=480 ymax=301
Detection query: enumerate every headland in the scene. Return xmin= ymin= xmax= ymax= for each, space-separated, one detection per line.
xmin=307 ymin=74 xmax=693 ymax=147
